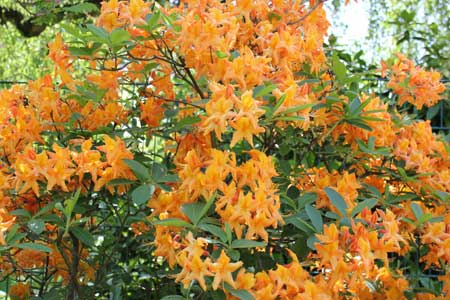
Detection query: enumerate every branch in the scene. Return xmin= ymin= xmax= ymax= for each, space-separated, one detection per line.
xmin=0 ymin=6 xmax=46 ymax=37
xmin=0 ymin=0 xmax=103 ymax=37
xmin=287 ymin=0 xmax=328 ymax=26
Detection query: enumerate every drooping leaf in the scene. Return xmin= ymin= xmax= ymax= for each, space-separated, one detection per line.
xmin=70 ymin=226 xmax=95 ymax=247
xmin=411 ymin=203 xmax=424 ymax=221
xmin=123 ymin=159 xmax=150 ymax=182
xmin=153 ymin=218 xmax=193 ymax=228
xmin=131 ymin=184 xmax=155 ymax=206
xmin=224 ymin=283 xmax=255 ymax=300
xmin=325 ymin=187 xmax=348 ymax=216
xmin=15 ymin=243 xmax=52 ymax=253
xmin=231 ymin=239 xmax=266 ymax=249
xmin=198 ymin=224 xmax=227 ymax=243
xmin=305 ymin=204 xmax=323 ymax=232
xmin=351 ymin=198 xmax=378 ymax=217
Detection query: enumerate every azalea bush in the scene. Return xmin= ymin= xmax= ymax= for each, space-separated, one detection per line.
xmin=0 ymin=0 xmax=449 ymax=299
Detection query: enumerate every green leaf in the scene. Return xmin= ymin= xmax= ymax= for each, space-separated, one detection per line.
xmin=272 ymin=94 xmax=287 ymax=115
xmin=64 ymin=187 xmax=81 ymax=221
xmin=10 ymin=209 xmax=32 ymax=219
xmin=110 ymin=29 xmax=131 ymax=46
xmin=225 ymin=223 xmax=232 ymax=243
xmin=231 ymin=239 xmax=266 ymax=249
xmin=35 ymin=202 xmax=57 ymax=217
xmin=28 ymin=219 xmax=45 ymax=235
xmin=173 ymin=116 xmax=201 ymax=130
xmin=146 ymin=11 xmax=161 ymax=31
xmin=161 ymin=296 xmax=184 ymax=300
xmin=86 ymin=24 xmax=109 ymax=42
xmin=181 ymin=202 xmax=205 ymax=225
xmin=198 ymin=224 xmax=227 ymax=243
xmin=285 ymin=215 xmax=316 ymax=234
xmin=345 ymin=119 xmax=373 ymax=131
xmin=7 ymin=233 xmax=26 ymax=246
xmin=253 ymin=82 xmax=276 ymax=98
xmin=417 ymin=213 xmax=435 ymax=226
xmin=123 ymin=159 xmax=150 ymax=182
xmin=215 ymin=50 xmax=228 ymax=59
xmin=224 ymin=283 xmax=255 ymax=300
xmin=5 ymin=224 xmax=21 ymax=244
xmin=297 ymin=79 xmax=321 ymax=86
xmin=348 ymin=97 xmax=362 ymax=115
xmin=305 ymin=204 xmax=323 ymax=232
xmin=199 ymin=193 xmax=216 ymax=221
xmin=68 ymin=46 xmax=94 ymax=56
xmin=150 ymin=163 xmax=167 ymax=180
xmin=153 ymin=218 xmax=193 ymax=228
xmin=307 ymin=235 xmax=319 ymax=250
xmin=63 ymin=3 xmax=99 ymax=13
xmin=61 ymin=23 xmax=82 ymax=38
xmin=297 ymin=192 xmax=317 ymax=209
xmin=15 ymin=243 xmax=52 ymax=253
xmin=107 ymin=178 xmax=136 ymax=186
xmin=279 ymin=103 xmax=315 ymax=115
xmin=351 ymin=198 xmax=378 ymax=217
xmin=273 ymin=116 xmax=305 ymax=122
xmin=324 ymin=187 xmax=348 ymax=216
xmin=332 ymin=54 xmax=347 ymax=82
xmin=131 ymin=184 xmax=155 ymax=206
xmin=411 ymin=203 xmax=424 ymax=221
xmin=426 ymin=104 xmax=441 ymax=120
xmin=286 ymin=185 xmax=300 ymax=199
xmin=111 ymin=283 xmax=122 ymax=300
xmin=70 ymin=226 xmax=95 ymax=247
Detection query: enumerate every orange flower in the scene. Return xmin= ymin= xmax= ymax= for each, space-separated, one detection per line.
xmin=384 ymin=53 xmax=446 ymax=109
xmin=9 ymin=282 xmax=31 ymax=300
xmin=0 ymin=209 xmax=15 ymax=245
xmin=208 ymin=250 xmax=243 ymax=290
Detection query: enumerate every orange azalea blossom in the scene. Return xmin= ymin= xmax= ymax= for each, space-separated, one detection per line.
xmin=208 ymin=250 xmax=243 ymax=290
xmin=229 ymin=91 xmax=265 ymax=147
xmin=0 ymin=209 xmax=15 ymax=245
xmin=382 ymin=53 xmax=446 ymax=109
xmin=394 ymin=120 xmax=450 ymax=193
xmin=175 ymin=232 xmax=212 ymax=290
xmin=94 ymin=135 xmax=135 ymax=193
xmin=97 ymin=0 xmax=150 ymax=31
xmin=9 ymin=282 xmax=31 ymax=300
xmin=153 ymin=224 xmax=180 ymax=268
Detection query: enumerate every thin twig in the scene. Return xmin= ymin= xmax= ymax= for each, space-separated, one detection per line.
xmin=287 ymin=0 xmax=328 ymax=26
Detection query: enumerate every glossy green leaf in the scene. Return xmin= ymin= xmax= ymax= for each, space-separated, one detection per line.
xmin=123 ymin=159 xmax=150 ymax=182
xmin=153 ymin=218 xmax=193 ymax=228
xmin=411 ymin=203 xmax=424 ymax=221
xmin=28 ymin=219 xmax=45 ymax=235
xmin=70 ymin=226 xmax=95 ymax=247
xmin=305 ymin=204 xmax=323 ymax=232
xmin=231 ymin=239 xmax=266 ymax=249
xmin=16 ymin=243 xmax=52 ymax=253
xmin=110 ymin=29 xmax=131 ymax=46
xmin=351 ymin=198 xmax=378 ymax=217
xmin=132 ymin=184 xmax=155 ymax=206
xmin=325 ymin=187 xmax=348 ymax=216
xmin=224 ymin=283 xmax=255 ymax=300
xmin=198 ymin=224 xmax=227 ymax=243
